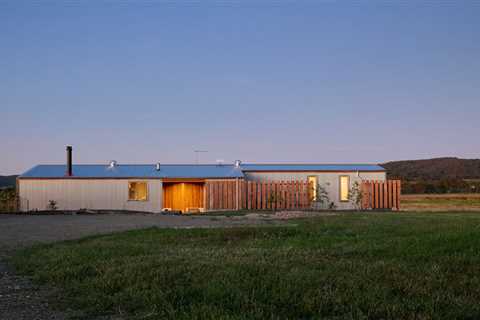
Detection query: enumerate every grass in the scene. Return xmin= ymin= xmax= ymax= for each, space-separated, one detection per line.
xmin=401 ymin=193 xmax=480 ymax=211
xmin=185 ymin=209 xmax=252 ymax=217
xmin=11 ymin=212 xmax=480 ymax=319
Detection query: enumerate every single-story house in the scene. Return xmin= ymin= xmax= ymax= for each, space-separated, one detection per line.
xmin=17 ymin=147 xmax=386 ymax=212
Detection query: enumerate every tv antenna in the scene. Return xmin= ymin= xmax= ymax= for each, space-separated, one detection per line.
xmin=194 ymin=150 xmax=208 ymax=164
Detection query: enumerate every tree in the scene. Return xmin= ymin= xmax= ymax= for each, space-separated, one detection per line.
xmin=348 ymin=182 xmax=363 ymax=210
xmin=267 ymin=191 xmax=283 ymax=211
xmin=311 ymin=183 xmax=331 ymax=210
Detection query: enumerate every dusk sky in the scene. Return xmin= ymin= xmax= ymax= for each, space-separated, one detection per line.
xmin=1 ymin=2 xmax=479 ymax=175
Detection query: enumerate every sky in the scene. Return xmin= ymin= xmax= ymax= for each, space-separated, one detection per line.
xmin=1 ymin=1 xmax=479 ymax=175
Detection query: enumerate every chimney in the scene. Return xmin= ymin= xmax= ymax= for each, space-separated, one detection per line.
xmin=66 ymin=146 xmax=73 ymax=176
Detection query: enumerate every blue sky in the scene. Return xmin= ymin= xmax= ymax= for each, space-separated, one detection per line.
xmin=1 ymin=1 xmax=479 ymax=174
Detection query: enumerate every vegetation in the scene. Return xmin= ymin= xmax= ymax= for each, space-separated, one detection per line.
xmin=400 ymin=179 xmax=480 ymax=194
xmin=47 ymin=200 xmax=58 ymax=211
xmin=382 ymin=157 xmax=480 ymax=180
xmin=311 ymin=183 xmax=335 ymax=210
xmin=401 ymin=194 xmax=480 ymax=211
xmin=189 ymin=210 xmax=250 ymax=217
xmin=348 ymin=181 xmax=363 ymax=210
xmin=382 ymin=158 xmax=480 ymax=194
xmin=267 ymin=190 xmax=284 ymax=210
xmin=0 ymin=187 xmax=16 ymax=212
xmin=0 ymin=175 xmax=17 ymax=188
xmin=12 ymin=212 xmax=480 ymax=319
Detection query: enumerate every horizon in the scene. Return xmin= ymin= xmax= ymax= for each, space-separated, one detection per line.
xmin=2 ymin=2 xmax=479 ymax=175
xmin=4 ymin=155 xmax=480 ymax=176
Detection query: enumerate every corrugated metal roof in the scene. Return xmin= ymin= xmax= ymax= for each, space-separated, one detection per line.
xmin=19 ymin=164 xmax=245 ymax=179
xmin=19 ymin=163 xmax=385 ymax=179
xmin=240 ymin=163 xmax=385 ymax=172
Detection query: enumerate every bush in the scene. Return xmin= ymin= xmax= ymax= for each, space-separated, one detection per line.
xmin=0 ymin=187 xmax=16 ymax=212
xmin=402 ymin=179 xmax=480 ymax=194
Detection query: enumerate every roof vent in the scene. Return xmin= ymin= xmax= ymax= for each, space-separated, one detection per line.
xmin=216 ymin=159 xmax=224 ymax=166
xmin=234 ymin=160 xmax=242 ymax=168
xmin=108 ymin=160 xmax=117 ymax=169
xmin=156 ymin=162 xmax=161 ymax=171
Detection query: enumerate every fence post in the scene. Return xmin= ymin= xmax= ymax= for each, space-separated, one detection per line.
xmin=397 ymin=180 xmax=401 ymax=210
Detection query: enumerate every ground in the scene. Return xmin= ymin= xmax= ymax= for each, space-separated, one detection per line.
xmin=0 ymin=212 xmax=288 ymax=320
xmin=3 ymin=211 xmax=480 ymax=319
xmin=401 ymin=193 xmax=480 ymax=211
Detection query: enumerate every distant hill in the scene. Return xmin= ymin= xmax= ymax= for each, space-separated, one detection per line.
xmin=0 ymin=175 xmax=17 ymax=188
xmin=382 ymin=158 xmax=480 ymax=181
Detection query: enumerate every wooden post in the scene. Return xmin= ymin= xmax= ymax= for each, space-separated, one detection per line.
xmin=235 ymin=179 xmax=239 ymax=210
xmin=397 ymin=180 xmax=401 ymax=210
xmin=287 ymin=180 xmax=292 ymax=209
xmin=385 ymin=181 xmax=388 ymax=209
xmin=392 ymin=180 xmax=398 ymax=210
xmin=204 ymin=182 xmax=208 ymax=210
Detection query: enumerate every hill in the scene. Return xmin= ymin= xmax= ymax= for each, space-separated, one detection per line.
xmin=381 ymin=157 xmax=480 ymax=181
xmin=0 ymin=175 xmax=17 ymax=188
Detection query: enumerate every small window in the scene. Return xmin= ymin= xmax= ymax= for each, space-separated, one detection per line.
xmin=308 ymin=176 xmax=318 ymax=201
xmin=339 ymin=176 xmax=349 ymax=202
xmin=128 ymin=181 xmax=148 ymax=201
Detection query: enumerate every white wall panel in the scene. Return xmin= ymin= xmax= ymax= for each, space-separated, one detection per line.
xmin=18 ymin=179 xmax=163 ymax=212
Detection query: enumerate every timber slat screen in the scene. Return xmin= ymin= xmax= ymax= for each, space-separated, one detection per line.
xmin=361 ymin=180 xmax=401 ymax=211
xmin=205 ymin=180 xmax=311 ymax=211
xmin=205 ymin=179 xmax=401 ymax=211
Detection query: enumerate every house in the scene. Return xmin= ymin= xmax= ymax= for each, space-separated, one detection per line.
xmin=17 ymin=146 xmax=387 ymax=212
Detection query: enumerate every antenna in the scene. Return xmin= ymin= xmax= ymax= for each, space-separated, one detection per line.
xmin=194 ymin=150 xmax=208 ymax=164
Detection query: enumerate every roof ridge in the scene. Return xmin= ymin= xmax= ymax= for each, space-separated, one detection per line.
xmin=32 ymin=164 xmax=237 ymax=166
xmin=242 ymin=163 xmax=381 ymax=166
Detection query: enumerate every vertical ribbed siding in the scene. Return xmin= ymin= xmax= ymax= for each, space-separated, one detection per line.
xmin=18 ymin=179 xmax=163 ymax=212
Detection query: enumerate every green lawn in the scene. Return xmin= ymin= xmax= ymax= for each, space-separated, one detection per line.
xmin=12 ymin=212 xmax=480 ymax=319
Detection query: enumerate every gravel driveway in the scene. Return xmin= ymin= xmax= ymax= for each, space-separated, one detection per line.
xmin=0 ymin=213 xmax=284 ymax=320
xmin=0 ymin=213 xmax=281 ymax=251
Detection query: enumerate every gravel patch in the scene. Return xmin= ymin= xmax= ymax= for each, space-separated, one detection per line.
xmin=0 ymin=255 xmax=66 ymax=320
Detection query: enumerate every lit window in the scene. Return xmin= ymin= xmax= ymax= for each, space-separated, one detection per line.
xmin=308 ymin=176 xmax=318 ymax=201
xmin=339 ymin=176 xmax=349 ymax=202
xmin=128 ymin=182 xmax=148 ymax=201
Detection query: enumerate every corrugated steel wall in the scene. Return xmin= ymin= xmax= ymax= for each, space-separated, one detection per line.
xmin=18 ymin=179 xmax=162 ymax=212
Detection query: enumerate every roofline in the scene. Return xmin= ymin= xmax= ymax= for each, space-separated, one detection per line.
xmin=242 ymin=170 xmax=386 ymax=173
xmin=22 ymin=163 xmax=240 ymax=167
xmin=22 ymin=163 xmax=382 ymax=167
xmin=241 ymin=163 xmax=383 ymax=166
xmin=17 ymin=176 xmax=243 ymax=180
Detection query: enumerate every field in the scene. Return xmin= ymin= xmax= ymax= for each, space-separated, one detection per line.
xmin=11 ymin=212 xmax=480 ymax=319
xmin=401 ymin=193 xmax=480 ymax=211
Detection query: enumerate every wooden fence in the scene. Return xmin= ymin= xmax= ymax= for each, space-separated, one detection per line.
xmin=205 ymin=179 xmax=401 ymax=211
xmin=205 ymin=180 xmax=311 ymax=211
xmin=361 ymin=180 xmax=401 ymax=210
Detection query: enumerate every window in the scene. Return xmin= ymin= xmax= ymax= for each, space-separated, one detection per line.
xmin=128 ymin=181 xmax=148 ymax=201
xmin=339 ymin=176 xmax=349 ymax=202
xmin=308 ymin=176 xmax=318 ymax=201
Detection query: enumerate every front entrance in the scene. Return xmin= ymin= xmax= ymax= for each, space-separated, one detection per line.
xmin=163 ymin=182 xmax=204 ymax=213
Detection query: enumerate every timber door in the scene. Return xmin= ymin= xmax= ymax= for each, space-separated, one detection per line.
xmin=163 ymin=182 xmax=204 ymax=213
